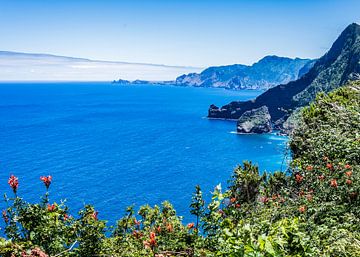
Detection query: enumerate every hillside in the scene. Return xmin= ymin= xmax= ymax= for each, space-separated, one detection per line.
xmin=208 ymin=23 xmax=360 ymax=125
xmin=176 ymin=56 xmax=315 ymax=90
xmin=1 ymin=81 xmax=359 ymax=256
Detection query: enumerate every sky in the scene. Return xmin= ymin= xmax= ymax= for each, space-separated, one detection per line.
xmin=0 ymin=0 xmax=359 ymax=80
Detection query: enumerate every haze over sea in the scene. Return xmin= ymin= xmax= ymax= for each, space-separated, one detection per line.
xmin=0 ymin=82 xmax=288 ymax=223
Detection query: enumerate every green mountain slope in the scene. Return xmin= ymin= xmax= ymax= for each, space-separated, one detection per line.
xmin=176 ymin=56 xmax=314 ymax=90
xmin=208 ymin=23 xmax=360 ymax=125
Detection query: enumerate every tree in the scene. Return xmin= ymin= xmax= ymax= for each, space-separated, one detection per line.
xmin=190 ymin=185 xmax=204 ymax=233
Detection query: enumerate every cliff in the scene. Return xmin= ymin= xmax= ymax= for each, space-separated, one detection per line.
xmin=236 ymin=106 xmax=271 ymax=133
xmin=208 ymin=23 xmax=360 ymax=129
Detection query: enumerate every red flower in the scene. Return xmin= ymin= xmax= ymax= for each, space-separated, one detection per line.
xmin=298 ymin=205 xmax=306 ymax=213
xmin=8 ymin=175 xmax=19 ymax=193
xmin=63 ymin=214 xmax=69 ymax=221
xmin=295 ymin=174 xmax=303 ymax=183
xmin=143 ymin=240 xmax=150 ymax=250
xmin=346 ymin=179 xmax=352 ymax=185
xmin=166 ymin=223 xmax=173 ymax=232
xmin=133 ymin=230 xmax=138 ymax=237
xmin=235 ymin=203 xmax=241 ymax=208
xmin=133 ymin=230 xmax=142 ymax=239
xmin=2 ymin=210 xmax=8 ymax=223
xmin=345 ymin=171 xmax=352 ymax=177
xmin=40 ymin=175 xmax=52 ymax=189
xmin=92 ymin=211 xmax=98 ymax=220
xmin=134 ymin=219 xmax=141 ymax=226
xmin=147 ymin=232 xmax=157 ymax=248
xmin=344 ymin=164 xmax=352 ymax=169
xmin=149 ymin=238 xmax=156 ymax=247
xmin=187 ymin=222 xmax=195 ymax=229
xmin=318 ymin=175 xmax=325 ymax=180
xmin=23 ymin=248 xmax=48 ymax=257
xmin=47 ymin=204 xmax=55 ymax=212
xmin=326 ymin=163 xmax=333 ymax=170
xmin=306 ymin=165 xmax=313 ymax=171
xmin=330 ymin=179 xmax=338 ymax=188
xmin=156 ymin=226 xmax=161 ymax=233
xmin=230 ymin=197 xmax=236 ymax=203
xmin=260 ymin=197 xmax=269 ymax=203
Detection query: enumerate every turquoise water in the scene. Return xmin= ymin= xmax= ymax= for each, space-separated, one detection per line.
xmin=0 ymin=82 xmax=288 ymax=223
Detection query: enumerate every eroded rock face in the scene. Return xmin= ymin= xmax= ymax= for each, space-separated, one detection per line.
xmin=237 ymin=106 xmax=271 ymax=133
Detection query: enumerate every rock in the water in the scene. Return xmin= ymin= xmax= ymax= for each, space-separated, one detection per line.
xmin=237 ymin=106 xmax=272 ymax=133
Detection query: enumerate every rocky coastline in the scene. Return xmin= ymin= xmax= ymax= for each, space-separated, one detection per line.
xmin=208 ymin=23 xmax=360 ymax=135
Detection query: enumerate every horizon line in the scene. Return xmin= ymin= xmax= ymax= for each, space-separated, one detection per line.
xmin=0 ymin=50 xmax=315 ymax=70
xmin=0 ymin=50 xmax=204 ymax=70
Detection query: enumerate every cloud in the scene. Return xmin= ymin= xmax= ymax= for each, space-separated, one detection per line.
xmin=0 ymin=51 xmax=202 ymax=81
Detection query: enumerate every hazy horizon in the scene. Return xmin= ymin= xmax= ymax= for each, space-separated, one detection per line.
xmin=0 ymin=50 xmax=314 ymax=82
xmin=1 ymin=1 xmax=360 ymax=65
xmin=0 ymin=51 xmax=203 ymax=81
xmin=1 ymin=0 xmax=359 ymax=80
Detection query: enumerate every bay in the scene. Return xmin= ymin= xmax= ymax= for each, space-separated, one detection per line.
xmin=0 ymin=82 xmax=288 ymax=223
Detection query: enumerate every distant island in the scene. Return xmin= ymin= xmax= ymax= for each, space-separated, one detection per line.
xmin=113 ymin=55 xmax=315 ymax=90
xmin=112 ymin=79 xmax=174 ymax=86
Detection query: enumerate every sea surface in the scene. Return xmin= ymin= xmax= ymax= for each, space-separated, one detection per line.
xmin=0 ymin=82 xmax=288 ymax=224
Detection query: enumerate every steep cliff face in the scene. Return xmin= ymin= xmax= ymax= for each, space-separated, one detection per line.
xmin=237 ymin=106 xmax=271 ymax=134
xmin=208 ymin=23 xmax=360 ymax=126
xmin=176 ymin=56 xmax=314 ymax=90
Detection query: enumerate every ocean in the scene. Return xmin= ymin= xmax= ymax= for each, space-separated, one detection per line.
xmin=0 ymin=82 xmax=288 ymax=224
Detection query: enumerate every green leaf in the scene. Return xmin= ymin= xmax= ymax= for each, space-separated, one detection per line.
xmin=265 ymin=239 xmax=275 ymax=255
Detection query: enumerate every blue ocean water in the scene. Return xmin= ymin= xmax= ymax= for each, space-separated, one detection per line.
xmin=0 ymin=82 xmax=288 ymax=224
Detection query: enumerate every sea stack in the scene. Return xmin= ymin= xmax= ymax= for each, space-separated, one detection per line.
xmin=237 ymin=106 xmax=272 ymax=133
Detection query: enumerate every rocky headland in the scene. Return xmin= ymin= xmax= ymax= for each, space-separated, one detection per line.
xmin=208 ymin=23 xmax=360 ymax=134
xmin=236 ymin=106 xmax=271 ymax=134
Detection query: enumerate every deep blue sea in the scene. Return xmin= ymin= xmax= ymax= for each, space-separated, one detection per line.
xmin=0 ymin=82 xmax=288 ymax=224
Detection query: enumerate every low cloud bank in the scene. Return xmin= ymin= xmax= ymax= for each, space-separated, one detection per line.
xmin=0 ymin=51 xmax=202 ymax=81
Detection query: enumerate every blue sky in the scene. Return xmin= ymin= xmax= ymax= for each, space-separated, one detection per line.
xmin=0 ymin=0 xmax=359 ymax=67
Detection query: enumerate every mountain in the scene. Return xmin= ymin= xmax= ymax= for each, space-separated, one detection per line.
xmin=208 ymin=23 xmax=360 ymax=127
xmin=176 ymin=56 xmax=315 ymax=90
xmin=0 ymin=51 xmax=202 ymax=81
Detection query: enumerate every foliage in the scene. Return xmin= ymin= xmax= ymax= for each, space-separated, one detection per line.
xmin=1 ymin=82 xmax=359 ymax=256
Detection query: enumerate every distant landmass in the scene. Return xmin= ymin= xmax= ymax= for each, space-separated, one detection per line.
xmin=114 ymin=56 xmax=315 ymax=90
xmin=0 ymin=51 xmax=201 ymax=81
xmin=208 ymin=23 xmax=360 ymax=132
xmin=175 ymin=56 xmax=315 ymax=90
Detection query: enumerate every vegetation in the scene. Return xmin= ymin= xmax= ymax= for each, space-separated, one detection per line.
xmin=1 ymin=82 xmax=359 ymax=256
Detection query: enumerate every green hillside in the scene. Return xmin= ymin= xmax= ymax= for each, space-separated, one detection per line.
xmin=1 ymin=82 xmax=359 ymax=256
